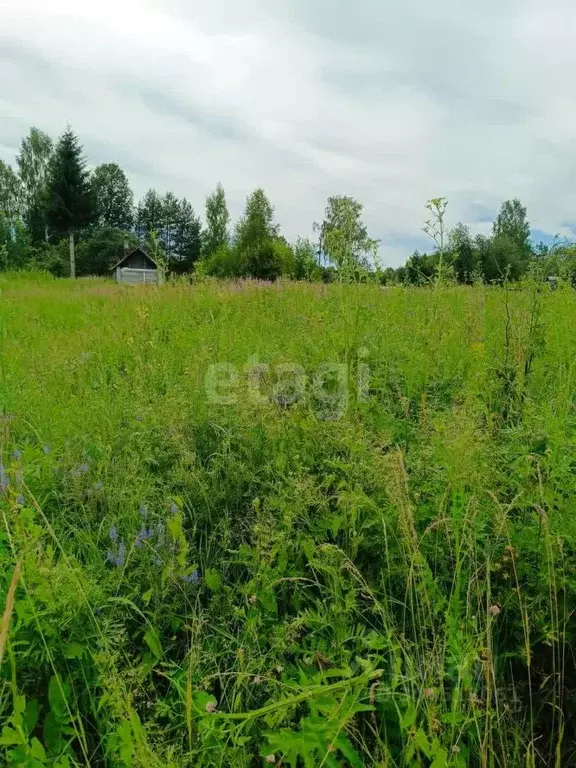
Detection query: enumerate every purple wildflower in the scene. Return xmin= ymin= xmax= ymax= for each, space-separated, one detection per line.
xmin=109 ymin=525 xmax=118 ymax=542
xmin=107 ymin=539 xmax=127 ymax=567
xmin=116 ymin=541 xmax=126 ymax=567
xmin=169 ymin=501 xmax=178 ymax=515
xmin=16 ymin=494 xmax=24 ymax=505
xmin=43 ymin=445 xmax=51 ymax=455
xmin=135 ymin=525 xmax=155 ymax=548
xmin=140 ymin=504 xmax=148 ymax=519
xmin=0 ymin=465 xmax=9 ymax=492
xmin=153 ymin=556 xmax=163 ymax=567
xmin=181 ymin=569 xmax=200 ymax=585
xmin=95 ymin=481 xmax=103 ymax=492
xmin=13 ymin=450 xmax=22 ymax=461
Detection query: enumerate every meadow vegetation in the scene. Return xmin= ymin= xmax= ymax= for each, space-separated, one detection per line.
xmin=1 ymin=273 xmax=576 ymax=767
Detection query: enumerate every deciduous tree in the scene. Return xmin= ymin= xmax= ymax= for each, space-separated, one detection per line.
xmin=0 ymin=161 xmax=22 ymax=219
xmin=203 ymin=182 xmax=230 ymax=258
xmin=16 ymin=127 xmax=53 ymax=241
xmin=321 ymin=195 xmax=378 ymax=277
xmin=493 ymin=198 xmax=531 ymax=255
xmin=236 ymin=188 xmax=278 ymax=255
xmin=136 ymin=189 xmax=164 ymax=240
xmin=91 ymin=163 xmax=134 ymax=229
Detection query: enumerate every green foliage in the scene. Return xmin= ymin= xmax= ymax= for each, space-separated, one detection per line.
xmin=91 ymin=163 xmax=134 ymax=230
xmin=493 ymin=198 xmax=531 ymax=256
xmin=202 ymin=182 xmax=230 ymax=258
xmin=0 ymin=161 xmax=23 ymax=220
xmin=44 ymin=127 xmax=93 ymax=237
xmin=245 ymin=239 xmax=292 ymax=281
xmin=399 ymin=197 xmax=542 ymax=286
xmin=16 ymin=128 xmax=53 ymax=243
xmin=448 ymin=223 xmax=477 ymax=283
xmin=223 ymin=188 xmax=293 ymax=280
xmin=165 ymin=197 xmax=202 ymax=274
xmin=136 ymin=189 xmax=164 ymax=237
xmin=76 ymin=226 xmax=138 ymax=276
xmin=137 ymin=190 xmax=202 ymax=274
xmin=481 ymin=233 xmax=528 ymax=282
xmin=3 ymin=125 xmax=573 ymax=286
xmin=236 ymin=189 xmax=277 ymax=254
xmin=0 ymin=218 xmax=31 ymax=272
xmin=320 ymin=195 xmax=378 ymax=276
xmin=423 ymin=197 xmax=451 ymax=286
xmin=292 ymin=237 xmax=321 ymax=281
xmin=201 ymin=243 xmax=243 ymax=278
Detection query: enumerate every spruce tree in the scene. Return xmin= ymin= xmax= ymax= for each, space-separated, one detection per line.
xmin=45 ymin=127 xmax=93 ymax=277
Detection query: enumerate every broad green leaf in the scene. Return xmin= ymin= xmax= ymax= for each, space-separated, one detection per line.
xmin=30 ymin=737 xmax=46 ymax=760
xmin=0 ymin=726 xmax=21 ymax=746
xmin=414 ymin=728 xmax=433 ymax=759
xmin=63 ymin=642 xmax=85 ymax=660
xmin=23 ymin=698 xmax=40 ymax=735
xmin=334 ymin=733 xmax=364 ymax=767
xmin=257 ymin=587 xmax=277 ymax=614
xmin=48 ymin=676 xmax=69 ymax=721
xmin=401 ymin=703 xmax=417 ymax=729
xmin=144 ymin=628 xmax=163 ymax=659
xmin=205 ymin=568 xmax=222 ymax=592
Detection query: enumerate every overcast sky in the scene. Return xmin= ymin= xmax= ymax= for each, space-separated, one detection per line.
xmin=2 ymin=0 xmax=576 ymax=265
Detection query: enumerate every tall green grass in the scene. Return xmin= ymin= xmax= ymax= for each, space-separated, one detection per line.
xmin=1 ymin=275 xmax=575 ymax=766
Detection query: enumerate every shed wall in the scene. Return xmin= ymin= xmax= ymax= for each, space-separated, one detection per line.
xmin=117 ymin=268 xmax=159 ymax=285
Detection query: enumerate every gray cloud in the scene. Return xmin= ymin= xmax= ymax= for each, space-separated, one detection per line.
xmin=1 ymin=0 xmax=576 ymax=265
xmin=136 ymin=88 xmax=253 ymax=144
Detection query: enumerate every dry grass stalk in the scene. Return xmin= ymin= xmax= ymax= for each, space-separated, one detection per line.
xmin=0 ymin=558 xmax=23 ymax=667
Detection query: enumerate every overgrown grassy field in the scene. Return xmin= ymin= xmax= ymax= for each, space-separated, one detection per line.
xmin=1 ymin=273 xmax=576 ymax=767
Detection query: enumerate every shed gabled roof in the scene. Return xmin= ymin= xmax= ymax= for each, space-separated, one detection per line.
xmin=111 ymin=247 xmax=159 ymax=271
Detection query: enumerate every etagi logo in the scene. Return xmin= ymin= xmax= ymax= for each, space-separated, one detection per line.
xmin=204 ymin=351 xmax=371 ymax=420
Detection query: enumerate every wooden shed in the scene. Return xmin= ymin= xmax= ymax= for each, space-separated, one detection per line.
xmin=112 ymin=247 xmax=162 ymax=285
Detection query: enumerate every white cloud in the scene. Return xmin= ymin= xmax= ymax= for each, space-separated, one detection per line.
xmin=1 ymin=0 xmax=575 ymax=265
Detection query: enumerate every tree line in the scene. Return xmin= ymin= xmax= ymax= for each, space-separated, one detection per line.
xmin=387 ymin=196 xmax=576 ymax=286
xmin=1 ymin=125 xmax=574 ymax=284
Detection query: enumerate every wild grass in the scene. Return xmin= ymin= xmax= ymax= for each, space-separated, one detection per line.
xmin=1 ymin=275 xmax=575 ymax=767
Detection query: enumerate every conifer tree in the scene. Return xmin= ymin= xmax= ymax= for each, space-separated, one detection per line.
xmin=45 ymin=127 xmax=93 ymax=277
